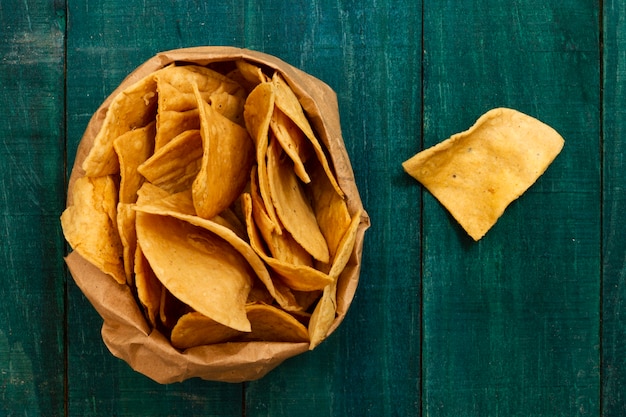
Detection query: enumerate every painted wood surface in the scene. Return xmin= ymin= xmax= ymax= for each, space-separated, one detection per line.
xmin=0 ymin=0 xmax=622 ymax=416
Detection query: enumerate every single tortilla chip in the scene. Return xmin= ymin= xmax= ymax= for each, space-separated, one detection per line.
xmin=61 ymin=176 xmax=125 ymax=284
xmin=135 ymin=211 xmax=253 ymax=332
xmin=138 ymin=129 xmax=203 ymax=194
xmin=192 ymin=83 xmax=255 ymax=219
xmin=116 ymin=203 xmax=137 ymax=284
xmin=171 ymin=312 xmax=243 ymax=349
xmin=134 ymin=241 xmax=162 ymax=328
xmin=154 ymin=109 xmax=199 ymax=150
xmin=113 ymin=121 xmax=156 ymax=204
xmin=244 ymin=82 xmax=281 ymax=232
xmin=270 ymin=106 xmax=312 ymax=183
xmin=309 ymin=160 xmax=352 ymax=259
xmin=82 ymin=71 xmax=159 ymax=176
xmin=402 ymin=107 xmax=565 ymax=240
xmin=267 ymin=137 xmax=329 ymax=263
xmin=239 ymin=303 xmax=309 ymax=343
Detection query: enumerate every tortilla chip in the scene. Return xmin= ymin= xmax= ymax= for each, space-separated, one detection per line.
xmin=133 ymin=203 xmax=299 ymax=312
xmin=82 ymin=71 xmax=159 ymax=176
xmin=61 ymin=175 xmax=125 ymax=284
xmin=154 ymin=109 xmax=199 ymax=150
xmin=134 ymin=241 xmax=162 ymax=327
xmin=309 ymin=159 xmax=352 ymax=258
xmin=244 ymin=82 xmax=281 ymax=232
xmin=239 ymin=303 xmax=309 ymax=343
xmin=138 ymin=129 xmax=203 ymax=194
xmin=270 ymin=106 xmax=312 ymax=183
xmin=235 ymin=59 xmax=269 ymax=86
xmin=267 ymin=137 xmax=329 ymax=263
xmin=271 ymin=72 xmax=343 ymax=197
xmin=308 ymin=209 xmax=362 ymax=349
xmin=154 ymin=65 xmax=245 ymax=148
xmin=192 ymin=83 xmax=255 ymax=219
xmin=113 ymin=121 xmax=156 ymax=204
xmin=402 ymin=107 xmax=565 ymax=240
xmin=116 ymin=203 xmax=137 ymax=284
xmin=242 ymin=193 xmax=333 ymax=292
xmin=135 ymin=211 xmax=253 ymax=332
xmin=171 ymin=312 xmax=243 ymax=349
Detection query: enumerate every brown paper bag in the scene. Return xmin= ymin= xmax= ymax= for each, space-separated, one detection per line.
xmin=64 ymin=46 xmax=370 ymax=383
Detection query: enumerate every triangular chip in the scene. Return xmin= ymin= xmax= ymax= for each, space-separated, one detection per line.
xmin=267 ymin=137 xmax=329 ymax=263
xmin=134 ymin=241 xmax=162 ymax=327
xmin=192 ymin=82 xmax=255 ymax=219
xmin=82 ymin=71 xmax=160 ymax=176
xmin=113 ymin=121 xmax=155 ymax=204
xmin=242 ymin=193 xmax=333 ymax=292
xmin=135 ymin=212 xmax=253 ymax=332
xmin=60 ymin=176 xmax=125 ymax=284
xmin=244 ymin=81 xmax=281 ymax=232
xmin=271 ymin=72 xmax=343 ymax=197
xmin=239 ymin=303 xmax=309 ymax=343
xmin=138 ymin=129 xmax=203 ymax=194
xmin=171 ymin=312 xmax=243 ymax=349
xmin=270 ymin=106 xmax=312 ymax=183
xmin=402 ymin=107 xmax=565 ymax=240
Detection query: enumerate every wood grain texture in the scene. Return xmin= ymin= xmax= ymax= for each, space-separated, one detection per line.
xmin=421 ymin=1 xmax=600 ymax=416
xmin=602 ymin=1 xmax=626 ymax=415
xmin=0 ymin=1 xmax=66 ymax=416
xmin=243 ymin=1 xmax=422 ymax=416
xmin=0 ymin=0 xmax=618 ymax=415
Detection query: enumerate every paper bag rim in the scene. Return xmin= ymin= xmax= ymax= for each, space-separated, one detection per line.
xmin=65 ymin=46 xmax=370 ymax=384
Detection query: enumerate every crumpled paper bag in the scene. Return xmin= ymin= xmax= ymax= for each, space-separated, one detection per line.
xmin=64 ymin=46 xmax=370 ymax=383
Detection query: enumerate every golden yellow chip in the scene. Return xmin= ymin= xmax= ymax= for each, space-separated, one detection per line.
xmin=135 ymin=211 xmax=253 ymax=332
xmin=192 ymin=82 xmax=255 ymax=219
xmin=270 ymin=106 xmax=312 ymax=183
xmin=308 ymin=209 xmax=362 ymax=349
xmin=61 ymin=176 xmax=125 ymax=284
xmin=309 ymin=160 xmax=352 ymax=259
xmin=240 ymin=303 xmax=309 ymax=343
xmin=154 ymin=65 xmax=245 ymax=148
xmin=243 ymin=81 xmax=281 ymax=231
xmin=402 ymin=108 xmax=564 ymax=240
xmin=242 ymin=193 xmax=333 ymax=292
xmin=138 ymin=129 xmax=203 ymax=194
xmin=82 ymin=71 xmax=160 ymax=176
xmin=134 ymin=241 xmax=162 ymax=327
xmin=271 ymin=72 xmax=343 ymax=197
xmin=267 ymin=137 xmax=329 ymax=263
xmin=235 ymin=59 xmax=269 ymax=86
xmin=116 ymin=203 xmax=137 ymax=284
xmin=133 ymin=202 xmax=299 ymax=312
xmin=171 ymin=312 xmax=243 ymax=349
xmin=113 ymin=121 xmax=155 ymax=204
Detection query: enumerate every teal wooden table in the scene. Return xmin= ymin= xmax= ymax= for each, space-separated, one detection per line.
xmin=0 ymin=1 xmax=621 ymax=416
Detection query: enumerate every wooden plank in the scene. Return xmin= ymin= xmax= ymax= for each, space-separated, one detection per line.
xmin=0 ymin=1 xmax=66 ymax=416
xmin=421 ymin=1 xmax=600 ymax=416
xmin=602 ymin=1 xmax=626 ymax=415
xmin=243 ymin=1 xmax=422 ymax=415
xmin=65 ymin=1 xmax=248 ymax=415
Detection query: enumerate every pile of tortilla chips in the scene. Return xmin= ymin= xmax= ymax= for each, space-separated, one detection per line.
xmin=61 ymin=47 xmax=369 ymax=383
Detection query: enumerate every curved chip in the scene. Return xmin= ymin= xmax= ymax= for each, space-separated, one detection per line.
xmin=267 ymin=137 xmax=329 ymax=263
xmin=240 ymin=303 xmax=309 ymax=343
xmin=402 ymin=107 xmax=565 ymax=240
xmin=171 ymin=312 xmax=243 ymax=349
xmin=135 ymin=212 xmax=253 ymax=332
xmin=192 ymin=82 xmax=255 ymax=219
xmin=61 ymin=175 xmax=125 ymax=284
